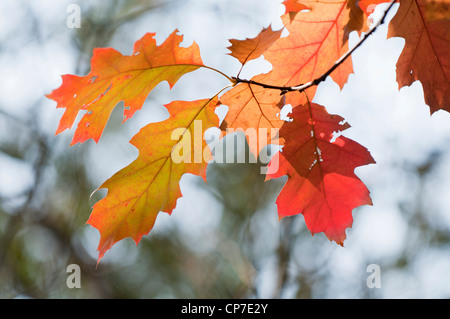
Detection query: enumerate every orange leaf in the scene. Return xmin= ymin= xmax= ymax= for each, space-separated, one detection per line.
xmin=220 ymin=73 xmax=285 ymax=156
xmin=264 ymin=0 xmax=368 ymax=104
xmin=87 ymin=97 xmax=219 ymax=262
xmin=46 ymin=30 xmax=205 ymax=145
xmin=388 ymin=0 xmax=450 ymax=113
xmin=283 ymin=0 xmax=309 ymax=21
xmin=266 ymin=101 xmax=375 ymax=245
xmin=227 ymin=25 xmax=283 ymax=65
xmin=283 ymin=0 xmax=309 ymax=13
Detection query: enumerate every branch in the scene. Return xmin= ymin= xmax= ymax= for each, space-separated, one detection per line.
xmin=233 ymin=0 xmax=398 ymax=94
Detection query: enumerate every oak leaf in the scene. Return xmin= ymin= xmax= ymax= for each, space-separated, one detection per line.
xmin=359 ymin=0 xmax=393 ymax=14
xmin=388 ymin=0 xmax=450 ymax=113
xmin=87 ymin=98 xmax=219 ymax=262
xmin=220 ymin=73 xmax=285 ymax=157
xmin=227 ymin=25 xmax=283 ymax=66
xmin=266 ymin=101 xmax=375 ymax=245
xmin=47 ymin=30 xmax=205 ymax=145
xmin=264 ymin=0 xmax=369 ymax=104
xmin=283 ymin=0 xmax=309 ymax=21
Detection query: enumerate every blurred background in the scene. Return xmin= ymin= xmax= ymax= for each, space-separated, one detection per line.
xmin=1 ymin=0 xmax=450 ymax=298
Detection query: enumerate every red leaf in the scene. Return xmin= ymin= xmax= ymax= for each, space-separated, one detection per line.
xmin=282 ymin=0 xmax=309 ymax=21
xmin=359 ymin=0 xmax=393 ymax=14
xmin=266 ymin=101 xmax=375 ymax=245
xmin=388 ymin=0 xmax=450 ymax=113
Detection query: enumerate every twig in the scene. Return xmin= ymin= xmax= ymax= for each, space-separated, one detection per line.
xmin=233 ymin=0 xmax=398 ymax=94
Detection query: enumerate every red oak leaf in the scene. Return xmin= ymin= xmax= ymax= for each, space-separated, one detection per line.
xmin=266 ymin=101 xmax=375 ymax=245
xmin=359 ymin=0 xmax=393 ymax=14
xmin=87 ymin=97 xmax=219 ymax=262
xmin=46 ymin=30 xmax=205 ymax=145
xmin=264 ymin=0 xmax=369 ymax=105
xmin=388 ymin=0 xmax=450 ymax=113
xmin=219 ymin=73 xmax=285 ymax=157
xmin=283 ymin=0 xmax=309 ymax=21
xmin=227 ymin=25 xmax=283 ymax=66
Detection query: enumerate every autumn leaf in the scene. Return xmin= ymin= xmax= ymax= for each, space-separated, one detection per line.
xmin=264 ymin=0 xmax=369 ymax=106
xmin=266 ymin=101 xmax=375 ymax=245
xmin=227 ymin=25 xmax=283 ymax=66
xmin=387 ymin=0 xmax=450 ymax=113
xmin=221 ymin=0 xmax=370 ymax=154
xmin=359 ymin=0 xmax=394 ymax=14
xmin=283 ymin=0 xmax=309 ymax=21
xmin=46 ymin=30 xmax=206 ymax=145
xmin=219 ymin=73 xmax=285 ymax=156
xmin=87 ymin=97 xmax=219 ymax=262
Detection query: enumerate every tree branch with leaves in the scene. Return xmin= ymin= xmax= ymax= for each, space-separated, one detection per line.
xmin=47 ymin=0 xmax=450 ymax=263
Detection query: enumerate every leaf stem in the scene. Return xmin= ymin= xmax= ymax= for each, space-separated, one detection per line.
xmin=202 ymin=65 xmax=236 ymax=84
xmin=234 ymin=0 xmax=398 ymax=94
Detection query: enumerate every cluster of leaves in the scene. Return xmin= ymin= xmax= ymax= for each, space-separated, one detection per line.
xmin=47 ymin=0 xmax=450 ymax=262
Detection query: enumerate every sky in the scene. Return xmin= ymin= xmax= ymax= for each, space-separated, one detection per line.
xmin=0 ymin=0 xmax=450 ymax=298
